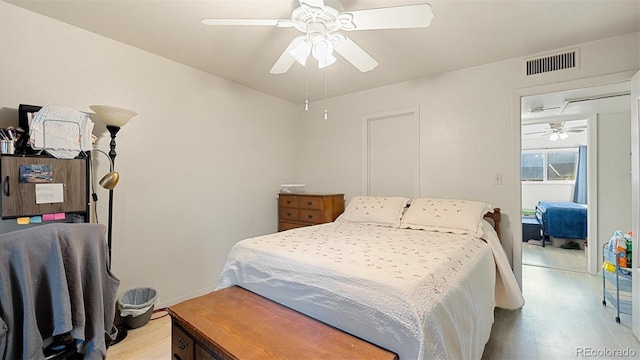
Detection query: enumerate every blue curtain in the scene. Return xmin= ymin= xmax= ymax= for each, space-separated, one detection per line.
xmin=573 ymin=145 xmax=587 ymax=204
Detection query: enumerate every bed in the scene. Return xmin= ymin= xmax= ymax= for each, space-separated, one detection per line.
xmin=216 ymin=197 xmax=524 ymax=359
xmin=535 ymin=201 xmax=587 ymax=246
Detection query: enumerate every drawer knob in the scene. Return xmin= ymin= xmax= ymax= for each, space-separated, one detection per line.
xmin=307 ymin=201 xmax=313 ymax=206
xmin=287 ymin=212 xmax=292 ymax=216
xmin=307 ymin=214 xmax=314 ymax=219
xmin=286 ymin=200 xmax=291 ymax=204
xmin=178 ymin=337 xmax=187 ymax=350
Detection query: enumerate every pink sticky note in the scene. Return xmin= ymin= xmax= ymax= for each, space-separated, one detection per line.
xmin=42 ymin=214 xmax=55 ymax=221
xmin=54 ymin=213 xmax=65 ymax=220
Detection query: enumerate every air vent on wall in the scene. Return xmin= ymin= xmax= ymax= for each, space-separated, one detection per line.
xmin=525 ymin=49 xmax=579 ymax=76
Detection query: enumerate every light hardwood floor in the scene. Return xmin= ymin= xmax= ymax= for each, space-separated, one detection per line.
xmin=523 ymin=240 xmax=587 ymax=273
xmin=106 ymin=312 xmax=171 ymax=359
xmin=107 ymin=265 xmax=639 ymax=359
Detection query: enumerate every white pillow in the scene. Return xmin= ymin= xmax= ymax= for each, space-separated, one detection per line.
xmin=400 ymin=198 xmax=492 ymax=237
xmin=337 ymin=196 xmax=410 ymax=228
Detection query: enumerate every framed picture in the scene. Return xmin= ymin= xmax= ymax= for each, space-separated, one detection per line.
xmin=17 ymin=104 xmax=41 ymax=154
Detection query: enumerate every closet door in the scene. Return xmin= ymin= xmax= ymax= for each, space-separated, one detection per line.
xmin=362 ymin=107 xmax=419 ymax=198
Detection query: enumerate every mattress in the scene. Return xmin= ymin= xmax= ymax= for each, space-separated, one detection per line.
xmin=535 ymin=201 xmax=587 ymax=239
xmin=216 ymin=220 xmax=523 ymax=359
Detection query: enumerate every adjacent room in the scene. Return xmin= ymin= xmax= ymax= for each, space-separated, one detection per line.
xmin=520 ymin=82 xmax=632 ymax=275
xmin=0 ymin=1 xmax=639 ymax=359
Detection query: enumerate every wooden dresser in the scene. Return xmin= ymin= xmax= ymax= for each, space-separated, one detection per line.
xmin=278 ymin=193 xmax=344 ymax=231
xmin=168 ymin=286 xmax=398 ymax=360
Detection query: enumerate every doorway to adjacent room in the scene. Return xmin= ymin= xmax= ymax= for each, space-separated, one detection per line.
xmin=520 ymin=82 xmax=631 ymax=274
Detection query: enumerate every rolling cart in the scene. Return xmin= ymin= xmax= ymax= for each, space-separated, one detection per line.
xmin=602 ymin=244 xmax=632 ymax=323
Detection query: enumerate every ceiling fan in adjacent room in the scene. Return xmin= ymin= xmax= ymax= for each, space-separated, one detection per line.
xmin=525 ymin=122 xmax=587 ymax=141
xmin=201 ymin=0 xmax=434 ymax=74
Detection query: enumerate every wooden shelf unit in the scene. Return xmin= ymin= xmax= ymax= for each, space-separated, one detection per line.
xmin=0 ymin=154 xmax=89 ymax=220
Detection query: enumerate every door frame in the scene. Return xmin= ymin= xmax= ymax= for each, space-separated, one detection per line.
xmin=630 ymin=71 xmax=639 ymax=340
xmin=511 ymin=71 xmax=636 ymax=287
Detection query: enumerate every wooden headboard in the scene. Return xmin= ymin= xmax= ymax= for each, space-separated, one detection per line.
xmin=483 ymin=208 xmax=502 ymax=240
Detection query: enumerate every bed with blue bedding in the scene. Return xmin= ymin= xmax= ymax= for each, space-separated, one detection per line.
xmin=535 ymin=201 xmax=587 ymax=246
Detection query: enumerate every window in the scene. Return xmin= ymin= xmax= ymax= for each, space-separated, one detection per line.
xmin=521 ymin=148 xmax=578 ymax=182
xmin=521 ymin=151 xmax=544 ymax=181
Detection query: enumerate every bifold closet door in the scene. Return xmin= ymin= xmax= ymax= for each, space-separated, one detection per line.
xmin=363 ymin=107 xmax=419 ymax=199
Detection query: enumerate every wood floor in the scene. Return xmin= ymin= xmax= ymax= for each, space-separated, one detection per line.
xmin=106 ymin=312 xmax=171 ymax=359
xmin=522 ymin=239 xmax=587 ymax=273
xmin=107 ymin=265 xmax=639 ymax=360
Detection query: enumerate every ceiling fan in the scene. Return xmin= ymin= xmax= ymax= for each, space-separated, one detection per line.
xmin=201 ymin=0 xmax=434 ymax=74
xmin=525 ymin=122 xmax=587 ymax=141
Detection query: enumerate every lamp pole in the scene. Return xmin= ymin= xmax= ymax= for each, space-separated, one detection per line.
xmin=106 ymin=125 xmax=120 ymax=271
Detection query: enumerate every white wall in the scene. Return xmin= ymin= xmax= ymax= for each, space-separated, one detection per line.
xmin=597 ymin=111 xmax=632 ymax=259
xmin=521 ymin=183 xmax=575 ymax=211
xmin=0 ymin=2 xmax=300 ymax=307
xmin=297 ymin=32 xmax=640 ymax=282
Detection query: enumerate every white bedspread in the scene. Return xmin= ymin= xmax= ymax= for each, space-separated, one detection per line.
xmin=216 ymin=220 xmax=524 ymax=360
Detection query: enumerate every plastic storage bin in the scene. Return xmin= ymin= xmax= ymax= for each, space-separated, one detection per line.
xmin=522 ymin=217 xmax=541 ymax=241
xmin=118 ymin=287 xmax=158 ymax=329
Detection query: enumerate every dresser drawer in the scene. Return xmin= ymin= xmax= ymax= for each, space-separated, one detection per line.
xmin=278 ymin=195 xmax=299 ymax=209
xmin=279 ymin=208 xmax=299 ymax=221
xmin=195 ymin=342 xmax=231 ymax=360
xmin=298 ymin=196 xmax=323 ymax=210
xmin=278 ymin=221 xmax=308 ymax=231
xmin=172 ymin=323 xmax=194 ymax=360
xmin=299 ymin=209 xmax=322 ymax=224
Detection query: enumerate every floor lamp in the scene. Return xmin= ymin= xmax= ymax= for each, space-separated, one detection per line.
xmin=89 ymin=105 xmax=136 ymax=271
xmin=90 ymin=105 xmax=136 ymax=345
xmin=89 ymin=149 xmax=120 ymax=268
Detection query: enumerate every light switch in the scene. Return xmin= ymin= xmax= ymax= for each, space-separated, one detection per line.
xmin=494 ymin=173 xmax=503 ymax=185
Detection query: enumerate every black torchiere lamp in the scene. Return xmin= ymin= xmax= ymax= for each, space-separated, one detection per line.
xmin=89 ymin=105 xmax=137 ymax=270
xmin=89 ymin=147 xmax=119 ymax=267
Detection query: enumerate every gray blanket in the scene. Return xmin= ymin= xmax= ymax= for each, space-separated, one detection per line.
xmin=0 ymin=223 xmax=119 ymax=360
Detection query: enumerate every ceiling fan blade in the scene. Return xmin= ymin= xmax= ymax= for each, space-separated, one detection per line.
xmin=269 ymin=40 xmax=298 ymax=74
xmin=334 ymin=35 xmax=378 ymax=72
xmin=344 ymin=4 xmax=434 ymax=31
xmin=299 ymin=0 xmax=325 ymax=8
xmin=524 ymin=130 xmax=552 ymax=135
xmin=201 ymin=18 xmax=294 ymax=27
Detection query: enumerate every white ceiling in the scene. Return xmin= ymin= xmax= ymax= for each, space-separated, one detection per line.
xmin=5 ymin=0 xmax=640 ymax=105
xmin=522 ymin=81 xmax=632 ymax=124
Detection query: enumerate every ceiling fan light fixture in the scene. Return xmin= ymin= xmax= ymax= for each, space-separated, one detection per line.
xmin=289 ymin=38 xmax=311 ymax=65
xmin=311 ymin=36 xmax=335 ymax=67
xmin=549 ymin=132 xmax=559 ymax=141
xmin=559 ymin=132 xmax=569 ymax=140
xmin=318 ymin=52 xmax=337 ymax=69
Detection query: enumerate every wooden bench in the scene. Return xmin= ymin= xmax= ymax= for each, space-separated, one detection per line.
xmin=168 ymin=286 xmax=398 ymax=360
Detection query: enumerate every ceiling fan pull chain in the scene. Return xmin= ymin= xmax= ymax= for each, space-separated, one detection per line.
xmin=324 ymin=65 xmax=328 ymax=120
xmin=305 ymin=33 xmax=310 ymax=111
xmin=304 ymin=66 xmax=309 ymax=111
